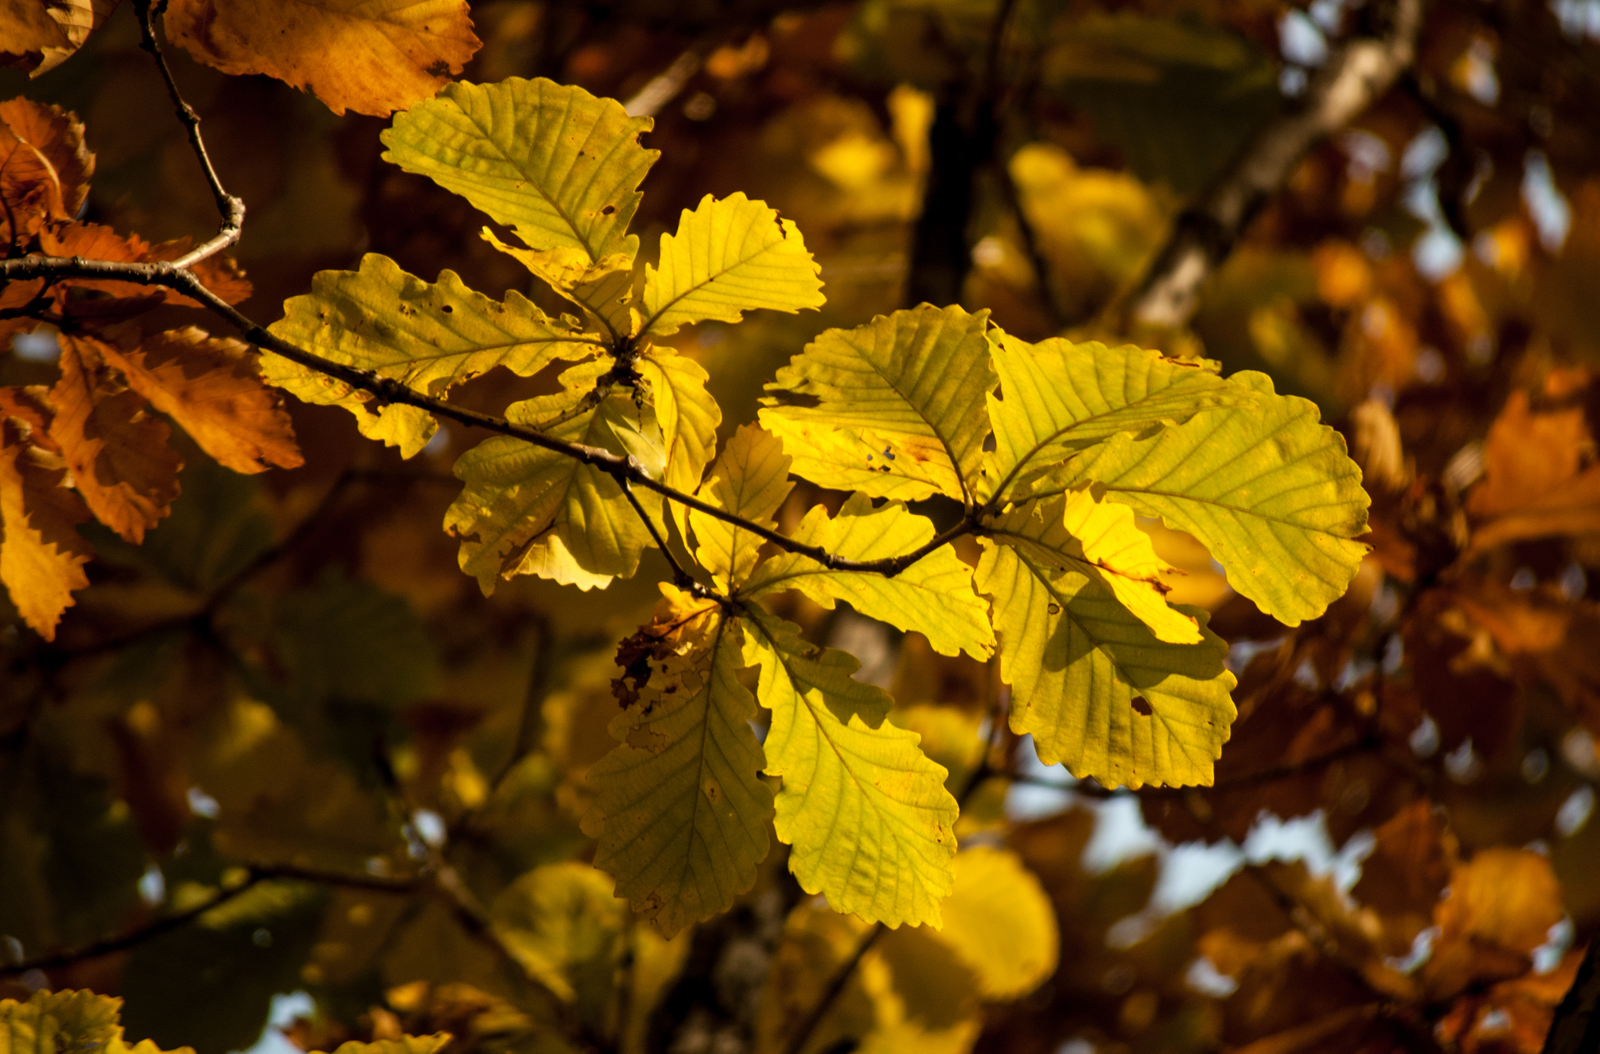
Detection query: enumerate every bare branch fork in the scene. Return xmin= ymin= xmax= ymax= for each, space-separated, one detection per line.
xmin=1 ymin=5 xmax=965 ymax=585
xmin=1126 ymin=0 xmax=1426 ymax=330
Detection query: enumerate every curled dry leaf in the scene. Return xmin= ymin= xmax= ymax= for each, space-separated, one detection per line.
xmin=0 ymin=96 xmax=94 ymax=241
xmin=0 ymin=0 xmax=118 ymax=76
xmin=48 ymin=334 xmax=183 ymax=544
xmin=163 ymin=0 xmax=482 ymax=117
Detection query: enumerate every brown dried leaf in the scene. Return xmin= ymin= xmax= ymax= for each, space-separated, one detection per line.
xmin=1351 ymin=800 xmax=1459 ymax=954
xmin=97 ymin=326 xmax=302 ymax=474
xmin=0 ymin=96 xmax=94 ymax=241
xmin=0 ymin=421 xmax=92 ymax=640
xmin=48 ymin=334 xmax=182 ymax=543
xmin=163 ymin=0 xmax=482 ymax=118
xmin=1468 ymin=386 xmax=1593 ymax=521
xmin=0 ymin=0 xmax=118 ymax=74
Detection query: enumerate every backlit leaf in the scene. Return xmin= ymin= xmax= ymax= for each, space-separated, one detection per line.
xmin=924 ymin=847 xmax=1059 ymax=1001
xmin=976 ymin=496 xmax=1236 ymax=788
xmin=483 ymin=232 xmax=638 ymax=342
xmin=0 ymin=99 xmax=92 ymax=234
xmin=266 ymin=254 xmax=601 ymax=459
xmin=317 ymin=1039 xmax=451 ymax=1054
xmin=490 ymin=862 xmax=624 ymax=1011
xmin=690 ymin=424 xmax=793 ymax=592
xmin=1048 ymin=373 xmax=1370 ymax=626
xmin=98 ymin=328 xmax=302 ymax=475
xmin=742 ymin=492 xmax=995 ymax=660
xmin=639 ymin=192 xmax=825 ymax=337
xmin=638 ymin=346 xmax=721 ymax=539
xmin=49 ymin=335 xmax=181 ymax=544
xmin=743 ymin=607 xmax=957 ymax=928
xmin=163 ymin=0 xmax=480 ymax=117
xmin=760 ymin=305 xmax=996 ymax=502
xmin=446 ymin=361 xmax=655 ymax=593
xmin=982 ymin=331 xmax=1260 ymax=503
xmin=0 ymin=989 xmax=194 ymax=1054
xmin=0 ymin=424 xmax=91 ymax=641
xmin=383 ymin=78 xmax=657 ymax=264
xmin=582 ymin=588 xmax=773 ymax=937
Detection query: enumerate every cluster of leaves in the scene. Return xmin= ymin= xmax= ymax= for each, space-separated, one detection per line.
xmin=4 ymin=2 xmax=1600 ymax=1054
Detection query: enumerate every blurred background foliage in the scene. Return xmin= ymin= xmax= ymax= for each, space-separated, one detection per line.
xmin=5 ymin=1 xmax=1600 ymax=1053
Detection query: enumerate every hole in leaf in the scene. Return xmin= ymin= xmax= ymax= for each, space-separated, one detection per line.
xmin=1131 ymin=696 xmax=1153 ymax=716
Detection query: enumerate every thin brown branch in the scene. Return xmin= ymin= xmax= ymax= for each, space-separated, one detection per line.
xmin=1127 ymin=0 xmax=1425 ymax=329
xmin=781 ymin=921 xmax=885 ymax=1054
xmin=133 ymin=0 xmax=244 ymax=267
xmin=0 ymin=254 xmax=965 ymax=578
xmin=0 ymin=872 xmax=265 ymax=977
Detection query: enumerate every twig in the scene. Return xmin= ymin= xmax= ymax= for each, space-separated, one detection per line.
xmin=624 ymin=48 xmax=703 ymax=118
xmin=781 ymin=921 xmax=885 ymax=1054
xmin=133 ymin=0 xmax=244 ymax=267
xmin=620 ymin=476 xmax=695 ymax=590
xmin=0 ymin=872 xmax=266 ymax=977
xmin=1543 ymin=935 xmax=1600 ymax=1054
xmin=1127 ymin=0 xmax=1425 ymax=329
xmin=0 ymin=252 xmax=968 ymax=578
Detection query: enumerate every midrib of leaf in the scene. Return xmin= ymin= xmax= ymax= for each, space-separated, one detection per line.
xmin=1008 ymin=546 xmax=1215 ymax=765
xmin=452 ymin=92 xmax=622 ymax=265
xmin=748 ymin=616 xmax=943 ymax=871
xmin=640 ymin=231 xmax=789 ymax=336
xmin=987 ymin=392 xmax=1220 ymax=511
xmin=669 ymin=616 xmax=733 ymax=891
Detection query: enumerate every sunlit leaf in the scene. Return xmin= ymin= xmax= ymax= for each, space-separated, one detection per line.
xmin=265 ymin=254 xmax=602 ymax=459
xmin=976 ymin=496 xmax=1236 ymax=789
xmin=639 ymin=192 xmax=825 ymax=337
xmin=925 ymin=847 xmax=1058 ymax=1000
xmin=446 ymin=361 xmax=656 ymax=593
xmin=582 ymin=587 xmax=773 ymax=937
xmin=316 ymin=1039 xmax=451 ymax=1054
xmin=0 ymin=423 xmax=91 ymax=641
xmin=164 ymin=0 xmax=480 ymax=117
xmin=690 ymin=424 xmax=794 ymax=592
xmin=742 ymin=492 xmax=995 ymax=660
xmin=760 ymin=305 xmax=996 ymax=502
xmin=638 ymin=346 xmax=722 ymax=539
xmin=482 ymin=232 xmax=638 ymax=342
xmin=383 ymin=78 xmax=657 ymax=264
xmin=743 ymin=608 xmax=957 ymax=928
xmin=1046 ymin=373 xmax=1370 ymax=626
xmin=0 ymin=1 xmax=115 ymax=76
xmin=0 ymin=99 xmax=93 ymax=234
xmin=982 ymin=331 xmax=1260 ymax=503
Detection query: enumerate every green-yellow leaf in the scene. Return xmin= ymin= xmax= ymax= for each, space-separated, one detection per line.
xmin=926 ymin=847 xmax=1058 ymax=1000
xmin=982 ymin=332 xmax=1262 ymax=502
xmin=383 ymin=78 xmax=656 ymax=268
xmin=760 ymin=305 xmax=996 ymax=502
xmin=743 ymin=608 xmax=957 ymax=928
xmin=638 ymin=346 xmax=722 ymax=539
xmin=491 ymin=861 xmax=624 ymax=1011
xmin=265 ymin=254 xmax=601 ymax=457
xmin=639 ymin=192 xmax=825 ymax=337
xmin=1049 ymin=373 xmax=1370 ymax=626
xmin=690 ymin=424 xmax=794 ymax=592
xmin=976 ymin=497 xmax=1236 ymax=789
xmin=0 ymin=990 xmax=195 ymax=1054
xmin=742 ymin=493 xmax=995 ymax=660
xmin=482 ymin=232 xmax=638 ymax=342
xmin=446 ymin=360 xmax=654 ymax=592
xmin=582 ymin=588 xmax=773 ymax=937
xmin=999 ymin=484 xmax=1200 ymax=644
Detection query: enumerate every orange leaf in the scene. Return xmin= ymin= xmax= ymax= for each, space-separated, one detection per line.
xmin=38 ymin=221 xmax=253 ymax=308
xmin=48 ymin=334 xmax=182 ymax=543
xmin=98 ymin=326 xmax=303 ymax=474
xmin=0 ymin=422 xmax=93 ymax=640
xmin=0 ymin=96 xmax=94 ymax=240
xmin=0 ymin=0 xmax=118 ymax=75
xmin=1468 ymin=388 xmax=1593 ymax=521
xmin=0 ymin=384 xmax=57 ymax=451
xmin=164 ymin=0 xmax=481 ymax=118
xmin=1425 ymin=847 xmax=1564 ymax=999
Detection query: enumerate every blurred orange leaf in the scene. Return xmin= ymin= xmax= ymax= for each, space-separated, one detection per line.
xmin=163 ymin=0 xmax=482 ymax=117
